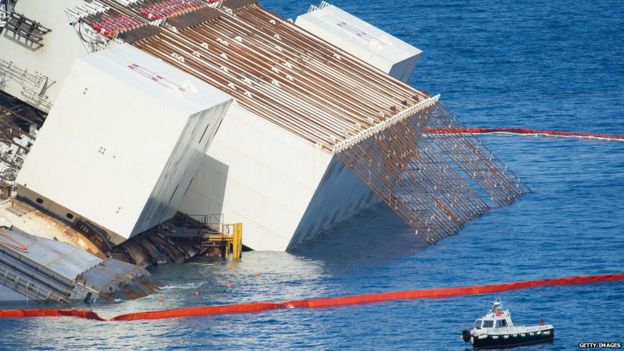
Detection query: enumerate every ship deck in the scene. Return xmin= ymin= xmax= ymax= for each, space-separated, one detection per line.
xmin=134 ymin=4 xmax=428 ymax=152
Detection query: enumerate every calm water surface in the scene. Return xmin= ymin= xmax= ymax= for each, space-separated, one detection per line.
xmin=1 ymin=0 xmax=623 ymax=350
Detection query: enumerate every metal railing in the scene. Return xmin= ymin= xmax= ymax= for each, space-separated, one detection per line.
xmin=0 ymin=58 xmax=52 ymax=111
xmin=162 ymin=213 xmax=243 ymax=259
xmin=203 ymin=223 xmax=242 ymax=260
xmin=0 ymin=262 xmax=69 ymax=303
xmin=165 ymin=213 xmax=224 ymax=239
xmin=0 ymin=265 xmax=52 ymax=301
xmin=0 ymin=10 xmax=8 ymax=29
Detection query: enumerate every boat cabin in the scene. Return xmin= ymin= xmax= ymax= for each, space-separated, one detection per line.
xmin=463 ymin=300 xmax=555 ymax=349
xmin=474 ymin=300 xmax=514 ymax=330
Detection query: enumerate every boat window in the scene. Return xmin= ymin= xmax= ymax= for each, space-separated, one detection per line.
xmin=483 ymin=320 xmax=494 ymax=328
xmin=474 ymin=320 xmax=482 ymax=329
xmin=496 ymin=319 xmax=507 ymax=328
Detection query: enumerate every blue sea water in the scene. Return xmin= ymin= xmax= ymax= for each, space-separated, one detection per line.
xmin=1 ymin=0 xmax=623 ymax=350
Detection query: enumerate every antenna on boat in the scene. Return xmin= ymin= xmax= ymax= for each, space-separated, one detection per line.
xmin=492 ymin=299 xmax=503 ymax=313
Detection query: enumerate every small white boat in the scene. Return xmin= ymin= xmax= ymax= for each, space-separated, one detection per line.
xmin=462 ymin=300 xmax=554 ymax=349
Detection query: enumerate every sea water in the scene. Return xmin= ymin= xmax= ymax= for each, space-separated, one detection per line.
xmin=0 ymin=0 xmax=622 ymax=349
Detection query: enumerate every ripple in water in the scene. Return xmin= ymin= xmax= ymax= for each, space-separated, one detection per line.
xmin=1 ymin=0 xmax=623 ymax=349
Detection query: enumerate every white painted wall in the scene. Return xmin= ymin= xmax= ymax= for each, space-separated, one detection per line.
xmin=182 ymin=5 xmax=425 ymax=251
xmin=180 ymin=119 xmax=381 ymax=252
xmin=16 ymin=44 xmax=232 ymax=242
xmin=0 ymin=0 xmax=89 ymax=112
xmin=295 ymin=4 xmax=422 ymax=82
xmin=179 ymin=102 xmax=332 ymax=251
xmin=288 ymin=157 xmax=380 ymax=250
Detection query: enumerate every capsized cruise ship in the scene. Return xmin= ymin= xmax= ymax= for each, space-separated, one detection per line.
xmin=0 ymin=0 xmax=528 ymax=303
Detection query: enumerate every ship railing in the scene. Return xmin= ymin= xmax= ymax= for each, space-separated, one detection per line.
xmin=0 ymin=10 xmax=8 ymax=29
xmin=163 ymin=213 xmax=243 ymax=259
xmin=166 ymin=213 xmax=225 ymax=239
xmin=203 ymin=223 xmax=242 ymax=260
xmin=0 ymin=262 xmax=69 ymax=303
xmin=188 ymin=213 xmax=224 ymax=235
xmin=308 ymin=1 xmax=331 ymax=13
xmin=0 ymin=58 xmax=52 ymax=111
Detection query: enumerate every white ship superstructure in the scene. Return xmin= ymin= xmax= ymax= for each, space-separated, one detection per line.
xmin=16 ymin=44 xmax=232 ymax=244
xmin=180 ymin=1 xmax=426 ymax=250
xmin=295 ymin=2 xmax=422 ymax=83
xmin=134 ymin=2 xmax=527 ymax=250
xmin=0 ymin=0 xmax=528 ymax=303
xmin=0 ymin=1 xmax=14 ymax=29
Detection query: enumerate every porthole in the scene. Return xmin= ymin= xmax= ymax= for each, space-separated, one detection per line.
xmin=36 ymin=198 xmax=43 ymax=204
xmin=66 ymin=213 xmax=74 ymax=220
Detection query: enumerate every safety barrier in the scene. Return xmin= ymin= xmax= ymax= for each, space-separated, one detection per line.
xmin=425 ymin=128 xmax=624 ymax=142
xmin=0 ymin=309 xmax=104 ymax=320
xmin=0 ymin=273 xmax=622 ymax=321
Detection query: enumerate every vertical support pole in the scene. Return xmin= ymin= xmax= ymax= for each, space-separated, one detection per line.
xmin=225 ymin=238 xmax=230 ymax=259
xmin=232 ymin=223 xmax=242 ymax=260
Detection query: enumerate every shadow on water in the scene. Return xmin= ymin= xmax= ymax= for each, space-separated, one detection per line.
xmin=289 ymin=202 xmax=428 ymax=270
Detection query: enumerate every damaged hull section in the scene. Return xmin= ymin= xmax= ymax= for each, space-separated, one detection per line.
xmin=0 ymin=226 xmax=157 ymax=304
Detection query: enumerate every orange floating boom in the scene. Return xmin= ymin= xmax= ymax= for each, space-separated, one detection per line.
xmin=1 ymin=273 xmax=622 ymax=322
xmin=425 ymin=128 xmax=624 ymax=141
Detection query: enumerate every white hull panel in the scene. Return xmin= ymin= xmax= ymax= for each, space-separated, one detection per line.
xmin=289 ymin=157 xmax=380 ymax=250
xmin=295 ymin=3 xmax=422 ymax=82
xmin=180 ymin=102 xmax=332 ymax=251
xmin=0 ymin=0 xmax=88 ymax=112
xmin=17 ymin=44 xmax=232 ymax=243
xmin=180 ymin=102 xmax=383 ymax=251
